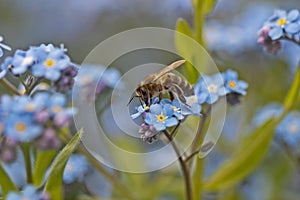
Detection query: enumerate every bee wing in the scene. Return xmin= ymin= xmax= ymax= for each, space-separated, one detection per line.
xmin=152 ymin=60 xmax=186 ymax=82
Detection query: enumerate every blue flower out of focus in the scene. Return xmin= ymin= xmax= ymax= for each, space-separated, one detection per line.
xmin=276 ymin=112 xmax=300 ymax=147
xmin=266 ymin=9 xmax=300 ymax=40
xmin=0 ymin=44 xmax=74 ymax=83
xmin=63 ymin=154 xmax=90 ymax=184
xmin=0 ymin=92 xmax=74 ymax=158
xmin=4 ymin=114 xmax=43 ymax=142
xmin=222 ymin=69 xmax=248 ymax=95
xmin=145 ymin=103 xmax=178 ymax=131
xmin=6 ymin=184 xmax=47 ymax=200
xmin=252 ymin=103 xmax=283 ymax=127
xmin=194 ymin=73 xmax=226 ymax=104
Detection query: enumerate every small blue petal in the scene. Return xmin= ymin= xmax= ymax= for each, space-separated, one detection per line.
xmin=287 ymin=9 xmax=299 ymax=21
xmin=0 ymin=69 xmax=7 ymax=79
xmin=150 ymin=104 xmax=162 ymax=115
xmin=163 ymin=104 xmax=174 ymax=116
xmin=154 ymin=122 xmax=165 ymax=131
xmin=165 ymin=117 xmax=178 ymax=127
xmin=269 ymin=27 xmax=283 ymax=40
xmin=285 ymin=23 xmax=300 ymax=34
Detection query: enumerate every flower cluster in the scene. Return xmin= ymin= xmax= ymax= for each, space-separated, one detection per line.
xmin=131 ymin=69 xmax=248 ymax=142
xmin=74 ymin=64 xmax=121 ymax=101
xmin=0 ymin=92 xmax=74 ymax=162
xmin=195 ymin=69 xmax=248 ymax=106
xmin=131 ymin=97 xmax=201 ymax=143
xmin=258 ymin=9 xmax=300 ymax=54
xmin=6 ymin=184 xmax=50 ymax=200
xmin=0 ymin=44 xmax=77 ymax=94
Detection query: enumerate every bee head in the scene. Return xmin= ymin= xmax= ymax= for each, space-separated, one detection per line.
xmin=136 ymin=86 xmax=149 ymax=103
xmin=127 ymin=86 xmax=148 ymax=107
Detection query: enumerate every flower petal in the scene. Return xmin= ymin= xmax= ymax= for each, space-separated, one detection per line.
xmin=153 ymin=122 xmax=165 ymax=131
xmin=268 ymin=27 xmax=283 ymax=40
xmin=150 ymin=104 xmax=162 ymax=115
xmin=165 ymin=117 xmax=178 ymax=127
xmin=0 ymin=69 xmax=7 ymax=79
xmin=285 ymin=23 xmax=300 ymax=34
xmin=287 ymin=9 xmax=299 ymax=21
xmin=163 ymin=104 xmax=174 ymax=117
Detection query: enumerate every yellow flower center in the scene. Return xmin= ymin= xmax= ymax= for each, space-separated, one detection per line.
xmin=172 ymin=106 xmax=179 ymax=112
xmin=288 ymin=123 xmax=298 ymax=134
xmin=228 ymin=80 xmax=237 ymax=88
xmin=143 ymin=105 xmax=150 ymax=110
xmin=25 ymin=103 xmax=35 ymax=112
xmin=277 ymin=18 xmax=287 ymax=26
xmin=44 ymin=58 xmax=55 ymax=68
xmin=52 ymin=105 xmax=62 ymax=113
xmin=157 ymin=114 xmax=166 ymax=122
xmin=15 ymin=122 xmax=26 ymax=133
xmin=207 ymin=84 xmax=217 ymax=93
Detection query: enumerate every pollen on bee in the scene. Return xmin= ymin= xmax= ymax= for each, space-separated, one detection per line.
xmin=172 ymin=106 xmax=179 ymax=112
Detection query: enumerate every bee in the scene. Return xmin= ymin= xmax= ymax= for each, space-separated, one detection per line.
xmin=129 ymin=60 xmax=194 ymax=106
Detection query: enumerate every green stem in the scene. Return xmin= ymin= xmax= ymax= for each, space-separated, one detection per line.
xmin=282 ymin=36 xmax=300 ymax=46
xmin=21 ymin=144 xmax=33 ymax=183
xmin=77 ymin=145 xmax=135 ymax=200
xmin=190 ymin=105 xmax=211 ymax=155
xmin=0 ymin=78 xmax=20 ymax=95
xmin=184 ymin=150 xmax=200 ymax=163
xmin=189 ymin=105 xmax=211 ymax=200
xmin=163 ymin=130 xmax=192 ymax=200
xmin=193 ymin=1 xmax=205 ymax=46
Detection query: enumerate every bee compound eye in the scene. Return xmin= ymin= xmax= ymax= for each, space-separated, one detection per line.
xmin=141 ymin=88 xmax=147 ymax=95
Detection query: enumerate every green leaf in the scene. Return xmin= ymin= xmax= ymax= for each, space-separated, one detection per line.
xmin=175 ymin=18 xmax=194 ymax=61
xmin=202 ymin=118 xmax=279 ymax=191
xmin=283 ymin=65 xmax=300 ymax=112
xmin=202 ymin=66 xmax=300 ymax=191
xmin=44 ymin=130 xmax=83 ymax=200
xmin=203 ymin=0 xmax=217 ymax=15
xmin=0 ymin=164 xmax=18 ymax=197
xmin=175 ymin=18 xmax=199 ymax=83
xmin=33 ymin=150 xmax=57 ymax=187
xmin=191 ymin=0 xmax=217 ymax=15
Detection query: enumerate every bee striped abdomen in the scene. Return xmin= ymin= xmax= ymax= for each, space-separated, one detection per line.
xmin=163 ymin=73 xmax=194 ymax=96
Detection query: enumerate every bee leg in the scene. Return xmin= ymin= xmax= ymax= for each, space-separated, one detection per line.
xmin=169 ymin=91 xmax=175 ymax=101
xmin=159 ymin=93 xmax=163 ymax=102
xmin=168 ymin=84 xmax=186 ymax=104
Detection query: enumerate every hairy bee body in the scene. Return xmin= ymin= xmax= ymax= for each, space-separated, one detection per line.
xmin=135 ymin=60 xmax=193 ymax=105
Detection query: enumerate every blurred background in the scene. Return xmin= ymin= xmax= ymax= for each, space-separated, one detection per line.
xmin=1 ymin=0 xmax=300 ymax=199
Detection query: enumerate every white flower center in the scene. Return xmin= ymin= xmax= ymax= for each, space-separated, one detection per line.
xmin=207 ymin=84 xmax=217 ymax=93
xmin=288 ymin=123 xmax=299 ymax=134
xmin=21 ymin=56 xmax=34 ymax=66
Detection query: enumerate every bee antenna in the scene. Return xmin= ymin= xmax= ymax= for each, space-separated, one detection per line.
xmin=127 ymin=95 xmax=140 ymax=106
